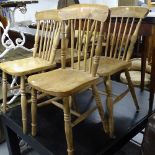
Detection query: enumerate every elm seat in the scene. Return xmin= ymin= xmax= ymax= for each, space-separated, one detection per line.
xmin=74 ymin=57 xmax=131 ymax=76
xmin=28 ymin=68 xmax=98 ymax=97
xmin=0 ymin=57 xmax=56 ymax=76
xmin=97 ymin=57 xmax=131 ymax=76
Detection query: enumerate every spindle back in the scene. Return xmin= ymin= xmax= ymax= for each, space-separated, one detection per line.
xmin=33 ymin=9 xmax=62 ymax=63
xmin=104 ymin=6 xmax=148 ymax=61
xmin=59 ymin=4 xmax=109 ymax=77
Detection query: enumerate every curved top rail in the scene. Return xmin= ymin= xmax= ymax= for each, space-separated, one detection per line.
xmin=59 ymin=4 xmax=109 ymax=22
xmin=35 ymin=9 xmax=61 ymax=21
xmin=110 ymin=6 xmax=149 ymax=18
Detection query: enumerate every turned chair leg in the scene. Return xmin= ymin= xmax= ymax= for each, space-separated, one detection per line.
xmin=63 ymin=97 xmax=74 ymax=155
xmin=20 ymin=76 xmax=27 ymax=134
xmin=125 ymin=69 xmax=139 ymax=112
xmin=91 ymin=84 xmax=108 ymax=133
xmin=104 ymin=76 xmax=114 ymax=137
xmin=31 ymin=88 xmax=37 ymax=136
xmin=2 ymin=71 xmax=7 ymax=113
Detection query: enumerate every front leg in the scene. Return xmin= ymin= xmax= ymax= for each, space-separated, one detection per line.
xmin=63 ymin=96 xmax=74 ymax=155
xmin=20 ymin=76 xmax=27 ymax=134
xmin=2 ymin=71 xmax=7 ymax=113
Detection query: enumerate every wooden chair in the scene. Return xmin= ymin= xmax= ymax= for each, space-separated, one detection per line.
xmin=97 ymin=6 xmax=149 ymax=137
xmin=0 ymin=9 xmax=61 ymax=134
xmin=28 ymin=4 xmax=109 ymax=154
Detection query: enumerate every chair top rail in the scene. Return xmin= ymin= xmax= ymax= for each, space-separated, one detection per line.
xmin=110 ymin=6 xmax=149 ymax=18
xmin=59 ymin=4 xmax=109 ymax=22
xmin=35 ymin=9 xmax=61 ymax=21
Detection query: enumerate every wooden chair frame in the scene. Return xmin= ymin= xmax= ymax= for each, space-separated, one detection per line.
xmin=28 ymin=4 xmax=109 ymax=155
xmin=97 ymin=6 xmax=149 ymax=137
xmin=0 ymin=9 xmax=61 ymax=134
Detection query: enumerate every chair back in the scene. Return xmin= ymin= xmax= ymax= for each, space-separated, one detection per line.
xmin=104 ymin=6 xmax=149 ymax=61
xmin=33 ymin=10 xmax=62 ymax=63
xmin=59 ymin=4 xmax=109 ymax=77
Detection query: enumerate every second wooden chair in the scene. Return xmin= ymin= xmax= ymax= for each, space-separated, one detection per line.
xmin=28 ymin=4 xmax=109 ymax=155
xmin=97 ymin=6 xmax=149 ymax=137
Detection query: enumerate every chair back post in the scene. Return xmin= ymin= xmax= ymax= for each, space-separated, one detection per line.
xmin=49 ymin=22 xmax=62 ymax=63
xmin=92 ymin=22 xmax=104 ymax=77
xmin=126 ymin=18 xmax=142 ymax=61
xmin=59 ymin=4 xmax=109 ymax=76
xmin=61 ymin=21 xmax=67 ymax=69
xmin=33 ymin=21 xmax=40 ymax=57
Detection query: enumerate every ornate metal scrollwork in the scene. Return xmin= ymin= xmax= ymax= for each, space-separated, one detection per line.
xmin=0 ymin=20 xmax=32 ymax=58
xmin=18 ymin=5 xmax=27 ymax=14
xmin=0 ymin=19 xmax=32 ymax=105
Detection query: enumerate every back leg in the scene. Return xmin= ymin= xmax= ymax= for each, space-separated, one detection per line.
xmin=125 ymin=69 xmax=139 ymax=112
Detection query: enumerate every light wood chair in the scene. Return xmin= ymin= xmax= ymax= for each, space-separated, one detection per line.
xmin=97 ymin=6 xmax=149 ymax=137
xmin=0 ymin=9 xmax=62 ymax=134
xmin=28 ymin=4 xmax=109 ymax=155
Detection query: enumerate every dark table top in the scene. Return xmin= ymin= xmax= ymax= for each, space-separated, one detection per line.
xmin=1 ymin=81 xmax=154 ymax=155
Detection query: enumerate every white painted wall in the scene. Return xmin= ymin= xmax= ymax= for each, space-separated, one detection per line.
xmin=14 ymin=0 xmax=118 ymax=23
